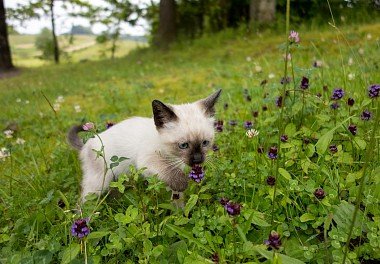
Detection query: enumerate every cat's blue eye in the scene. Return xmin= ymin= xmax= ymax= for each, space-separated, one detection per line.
xmin=202 ymin=140 xmax=210 ymax=147
xmin=178 ymin=142 xmax=189 ymax=149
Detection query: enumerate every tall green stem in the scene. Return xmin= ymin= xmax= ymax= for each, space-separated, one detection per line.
xmin=342 ymin=101 xmax=379 ymax=263
xmin=271 ymin=0 xmax=290 ymax=225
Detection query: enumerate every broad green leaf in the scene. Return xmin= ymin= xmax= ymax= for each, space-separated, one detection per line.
xmin=110 ymin=156 xmax=118 ymax=162
xmin=184 ymin=194 xmax=198 ymax=217
xmin=279 ymin=168 xmax=291 ymax=180
xmin=110 ymin=162 xmax=119 ymax=169
xmin=61 ymin=244 xmax=80 ymax=264
xmin=166 ymin=224 xmax=212 ymax=254
xmin=285 ymin=123 xmax=296 ymax=136
xmin=87 ymin=231 xmax=109 ymax=240
xmin=118 ymin=157 xmax=129 ymax=162
xmin=353 ymin=137 xmax=366 ymax=150
xmin=300 ymin=213 xmax=315 ymax=222
xmin=316 ymin=130 xmax=333 ymax=155
xmin=236 ymin=225 xmax=247 ymax=242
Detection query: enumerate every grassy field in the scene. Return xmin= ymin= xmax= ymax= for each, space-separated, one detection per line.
xmin=0 ymin=22 xmax=379 ymax=263
xmin=8 ymin=34 xmax=146 ymax=67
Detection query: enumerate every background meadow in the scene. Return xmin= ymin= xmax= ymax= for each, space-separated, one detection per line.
xmin=1 ymin=2 xmax=380 ymax=263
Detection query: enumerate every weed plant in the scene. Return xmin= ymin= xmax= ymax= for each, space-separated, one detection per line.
xmin=0 ymin=3 xmax=379 ymax=264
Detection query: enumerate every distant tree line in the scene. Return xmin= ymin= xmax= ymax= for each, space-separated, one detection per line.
xmin=0 ymin=0 xmax=379 ymax=72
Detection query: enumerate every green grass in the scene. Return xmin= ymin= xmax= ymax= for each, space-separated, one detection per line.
xmin=8 ymin=34 xmax=146 ymax=67
xmin=0 ymin=22 xmax=379 ymax=263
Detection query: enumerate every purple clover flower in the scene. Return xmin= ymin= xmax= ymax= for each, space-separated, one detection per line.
xmin=229 ymin=120 xmax=237 ymax=126
xmin=329 ymin=144 xmax=338 ymax=153
xmin=71 ymin=218 xmax=90 ymax=238
xmin=219 ymin=197 xmax=229 ymax=206
xmin=82 ymin=122 xmax=94 ymax=131
xmin=289 ymin=30 xmax=300 ymax=44
xmin=106 ymin=121 xmax=114 ymax=129
xmin=280 ymin=76 xmax=291 ymax=85
xmin=347 ymin=98 xmax=355 ymax=106
xmin=244 ymin=121 xmax=253 ymax=129
xmin=300 ymin=76 xmax=309 ymax=90
xmin=331 ymin=88 xmax=345 ymax=100
xmin=214 ymin=120 xmax=223 ymax=132
xmin=314 ymin=188 xmax=326 ymax=200
xmin=275 ymin=96 xmax=283 ymax=108
xmin=212 ymin=144 xmax=219 ymax=152
xmin=268 ymin=146 xmax=278 ymax=159
xmin=224 ymin=201 xmax=242 ymax=216
xmin=368 ymin=84 xmax=379 ymax=98
xmin=330 ymin=102 xmax=340 ymax=110
xmin=189 ymin=164 xmax=205 ymax=183
xmin=280 ymin=134 xmax=288 ymax=142
xmin=361 ymin=110 xmax=372 ymax=121
xmin=264 ymin=231 xmax=282 ymax=250
xmin=266 ymin=176 xmax=276 ymax=186
xmin=348 ymin=124 xmax=357 ymax=135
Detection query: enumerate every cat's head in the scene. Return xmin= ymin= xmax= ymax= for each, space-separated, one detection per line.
xmin=152 ymin=89 xmax=221 ymax=167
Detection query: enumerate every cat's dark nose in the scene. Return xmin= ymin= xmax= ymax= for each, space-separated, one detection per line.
xmin=191 ymin=153 xmax=204 ymax=165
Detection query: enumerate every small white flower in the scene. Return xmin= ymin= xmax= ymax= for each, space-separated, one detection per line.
xmin=348 ymin=73 xmax=355 ymax=80
xmin=313 ymin=60 xmax=323 ymax=67
xmin=4 ymin=130 xmax=13 ymax=138
xmin=25 ymin=100 xmax=30 ymax=104
xmin=254 ymin=65 xmax=262 ymax=73
xmin=56 ymin=96 xmax=64 ymax=103
xmin=74 ymin=105 xmax=81 ymax=113
xmin=16 ymin=98 xmax=21 ymax=103
xmin=0 ymin=147 xmax=10 ymax=160
xmin=246 ymin=56 xmax=252 ymax=62
xmin=367 ymin=33 xmax=372 ymax=40
xmin=340 ymin=16 xmax=345 ymax=22
xmin=16 ymin=138 xmax=25 ymax=145
xmin=358 ymin=48 xmax=364 ymax=55
xmin=246 ymin=129 xmax=259 ymax=138
xmin=53 ymin=103 xmax=61 ymax=111
xmin=39 ymin=112 xmax=44 ymax=118
xmin=158 ymin=89 xmax=165 ymax=94
xmin=268 ymin=73 xmax=275 ymax=79
xmin=348 ymin=57 xmax=353 ymax=66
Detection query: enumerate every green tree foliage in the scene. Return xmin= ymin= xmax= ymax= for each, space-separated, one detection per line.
xmin=35 ymin=27 xmax=54 ymax=60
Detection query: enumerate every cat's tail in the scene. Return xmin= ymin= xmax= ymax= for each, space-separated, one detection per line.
xmin=67 ymin=125 xmax=85 ymax=150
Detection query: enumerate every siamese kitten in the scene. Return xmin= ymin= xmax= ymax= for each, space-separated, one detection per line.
xmin=68 ymin=89 xmax=221 ymax=202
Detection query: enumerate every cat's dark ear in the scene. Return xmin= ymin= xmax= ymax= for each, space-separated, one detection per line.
xmin=152 ymin=100 xmax=178 ymax=128
xmin=199 ymin=89 xmax=222 ymax=117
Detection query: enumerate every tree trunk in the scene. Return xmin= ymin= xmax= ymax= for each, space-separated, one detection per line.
xmin=50 ymin=0 xmax=59 ymax=64
xmin=0 ymin=0 xmax=14 ymax=72
xmin=250 ymin=0 xmax=276 ymax=24
xmin=154 ymin=0 xmax=176 ymax=49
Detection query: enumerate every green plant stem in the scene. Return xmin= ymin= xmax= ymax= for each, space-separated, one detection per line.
xmin=84 ymin=240 xmax=88 ymax=264
xmin=271 ymin=0 xmax=290 ymax=225
xmin=232 ymin=218 xmax=237 ymax=263
xmin=342 ymin=101 xmax=379 ymax=264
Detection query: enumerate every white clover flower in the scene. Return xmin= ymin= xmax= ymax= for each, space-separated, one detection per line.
xmin=25 ymin=100 xmax=30 ymax=104
xmin=0 ymin=147 xmax=10 ymax=160
xmin=53 ymin=103 xmax=61 ymax=111
xmin=255 ymin=65 xmax=262 ymax=73
xmin=358 ymin=48 xmax=364 ymax=55
xmin=246 ymin=56 xmax=252 ymax=62
xmin=74 ymin=105 xmax=81 ymax=113
xmin=16 ymin=98 xmax=21 ymax=103
xmin=367 ymin=33 xmax=372 ymax=40
xmin=348 ymin=73 xmax=355 ymax=80
xmin=268 ymin=73 xmax=275 ymax=79
xmin=348 ymin=57 xmax=353 ymax=66
xmin=246 ymin=129 xmax=259 ymax=138
xmin=4 ymin=130 xmax=13 ymax=138
xmin=16 ymin=138 xmax=25 ymax=145
xmin=56 ymin=95 xmax=64 ymax=103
